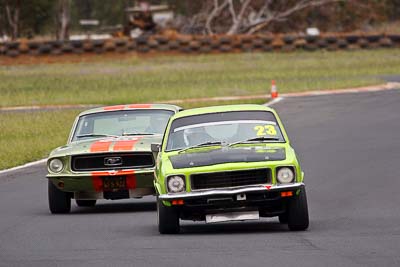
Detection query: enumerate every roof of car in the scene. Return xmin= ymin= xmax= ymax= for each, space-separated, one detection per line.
xmin=78 ymin=103 xmax=182 ymax=116
xmin=172 ymin=104 xmax=276 ymax=119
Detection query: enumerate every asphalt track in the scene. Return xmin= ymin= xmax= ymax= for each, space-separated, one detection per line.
xmin=1 ymin=90 xmax=400 ymax=267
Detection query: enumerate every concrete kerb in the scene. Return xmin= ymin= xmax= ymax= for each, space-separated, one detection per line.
xmin=1 ymin=82 xmax=399 ymax=173
xmin=0 ymin=158 xmax=47 ymax=175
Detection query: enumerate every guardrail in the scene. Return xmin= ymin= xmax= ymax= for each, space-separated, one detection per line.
xmin=1 ymin=33 xmax=399 ymax=58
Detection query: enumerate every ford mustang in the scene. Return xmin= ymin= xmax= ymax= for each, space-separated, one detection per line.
xmin=47 ymin=104 xmax=181 ymax=213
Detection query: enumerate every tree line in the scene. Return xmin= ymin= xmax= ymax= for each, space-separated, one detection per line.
xmin=0 ymin=0 xmax=399 ymax=40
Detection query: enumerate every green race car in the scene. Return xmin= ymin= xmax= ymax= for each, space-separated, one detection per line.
xmin=47 ymin=104 xmax=181 ymax=214
xmin=153 ymin=104 xmax=309 ymax=233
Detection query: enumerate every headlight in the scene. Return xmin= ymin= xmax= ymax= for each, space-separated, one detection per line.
xmin=49 ymin=158 xmax=64 ymax=173
xmin=167 ymin=175 xmax=185 ymax=193
xmin=277 ymin=167 xmax=295 ymax=184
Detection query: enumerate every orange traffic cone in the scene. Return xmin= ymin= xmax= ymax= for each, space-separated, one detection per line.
xmin=271 ymin=80 xmax=278 ymax=99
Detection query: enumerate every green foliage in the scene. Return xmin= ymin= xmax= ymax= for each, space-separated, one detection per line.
xmin=70 ymin=0 xmax=128 ymax=31
xmin=20 ymin=0 xmax=56 ymax=35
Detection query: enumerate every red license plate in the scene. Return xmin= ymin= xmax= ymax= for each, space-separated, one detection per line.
xmin=103 ymin=176 xmax=126 ymax=191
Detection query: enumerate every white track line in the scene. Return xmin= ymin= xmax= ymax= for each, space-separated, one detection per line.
xmin=0 ymin=158 xmax=47 ymax=175
xmin=265 ymin=96 xmax=284 ymax=106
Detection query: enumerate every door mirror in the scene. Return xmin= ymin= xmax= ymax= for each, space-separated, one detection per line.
xmin=151 ymin=143 xmax=161 ymax=153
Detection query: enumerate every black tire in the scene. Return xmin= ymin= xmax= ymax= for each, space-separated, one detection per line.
xmin=76 ymin=200 xmax=96 ymax=207
xmin=157 ymin=198 xmax=180 ymax=234
xmin=48 ymin=180 xmax=71 ymax=214
xmin=287 ymin=186 xmax=309 ymax=231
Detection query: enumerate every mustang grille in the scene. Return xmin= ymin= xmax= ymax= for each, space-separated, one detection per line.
xmin=71 ymin=153 xmax=154 ymax=171
xmin=190 ymin=168 xmax=271 ymax=190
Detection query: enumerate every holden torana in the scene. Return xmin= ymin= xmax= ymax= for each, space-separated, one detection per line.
xmin=47 ymin=104 xmax=182 ymax=214
xmin=153 ymin=104 xmax=309 ymax=233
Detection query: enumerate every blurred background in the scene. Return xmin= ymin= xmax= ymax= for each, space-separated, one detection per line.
xmin=0 ymin=0 xmax=399 ymax=41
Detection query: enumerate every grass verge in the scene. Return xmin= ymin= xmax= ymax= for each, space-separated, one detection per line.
xmin=1 ymin=49 xmax=399 ymax=107
xmin=0 ymin=98 xmax=267 ymax=170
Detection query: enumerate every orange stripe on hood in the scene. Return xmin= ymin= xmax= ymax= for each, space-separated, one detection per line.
xmin=103 ymin=105 xmax=125 ymax=111
xmin=113 ymin=138 xmax=142 ymax=151
xmin=127 ymin=104 xmax=152 ymax=109
xmin=90 ymin=140 xmax=113 ymax=152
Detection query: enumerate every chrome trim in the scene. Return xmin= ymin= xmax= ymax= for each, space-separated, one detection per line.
xmin=159 ymin=182 xmax=304 ymax=200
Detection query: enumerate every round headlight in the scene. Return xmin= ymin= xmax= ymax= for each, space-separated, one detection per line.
xmin=167 ymin=175 xmax=185 ymax=193
xmin=49 ymin=158 xmax=64 ymax=173
xmin=277 ymin=167 xmax=294 ymax=184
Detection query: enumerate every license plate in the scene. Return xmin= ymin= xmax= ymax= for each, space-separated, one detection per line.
xmin=205 ymin=210 xmax=259 ymax=223
xmin=103 ymin=176 xmax=126 ymax=191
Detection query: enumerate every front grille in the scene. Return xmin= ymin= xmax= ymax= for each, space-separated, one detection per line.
xmin=71 ymin=153 xmax=154 ymax=171
xmin=191 ymin=168 xmax=271 ymax=190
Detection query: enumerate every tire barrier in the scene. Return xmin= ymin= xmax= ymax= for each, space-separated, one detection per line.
xmin=1 ymin=33 xmax=399 ymax=58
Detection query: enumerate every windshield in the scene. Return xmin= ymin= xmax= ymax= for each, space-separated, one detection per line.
xmin=72 ymin=109 xmax=174 ymax=141
xmin=166 ymin=111 xmax=284 ymax=151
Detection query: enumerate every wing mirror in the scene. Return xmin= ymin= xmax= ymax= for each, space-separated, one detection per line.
xmin=151 ymin=143 xmax=161 ymax=153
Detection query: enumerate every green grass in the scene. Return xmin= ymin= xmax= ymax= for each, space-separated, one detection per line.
xmin=0 ymin=99 xmax=268 ymax=170
xmin=0 ymin=110 xmax=82 ymax=170
xmin=1 ymin=49 xmax=399 ymax=107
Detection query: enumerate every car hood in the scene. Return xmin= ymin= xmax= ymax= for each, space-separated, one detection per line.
xmin=168 ymin=145 xmax=286 ymax=169
xmin=49 ymin=135 xmax=162 ymax=157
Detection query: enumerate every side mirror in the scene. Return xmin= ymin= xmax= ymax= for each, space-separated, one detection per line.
xmin=151 ymin=143 xmax=161 ymax=153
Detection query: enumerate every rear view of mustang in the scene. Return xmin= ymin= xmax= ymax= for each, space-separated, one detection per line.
xmin=47 ymin=104 xmax=181 ymax=214
xmin=153 ymin=105 xmax=309 ymax=233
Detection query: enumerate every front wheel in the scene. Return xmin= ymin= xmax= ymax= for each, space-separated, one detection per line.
xmin=287 ymin=186 xmax=309 ymax=231
xmin=157 ymin=198 xmax=180 ymax=234
xmin=76 ymin=200 xmax=97 ymax=207
xmin=48 ymin=180 xmax=71 ymax=214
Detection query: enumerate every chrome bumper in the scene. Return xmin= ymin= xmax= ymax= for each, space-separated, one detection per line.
xmin=159 ymin=183 xmax=304 ymax=200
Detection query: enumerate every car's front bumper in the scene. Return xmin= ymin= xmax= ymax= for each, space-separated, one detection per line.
xmin=159 ymin=182 xmax=304 ymax=200
xmin=47 ymin=169 xmax=156 ymax=199
xmin=159 ymin=183 xmax=305 ymax=220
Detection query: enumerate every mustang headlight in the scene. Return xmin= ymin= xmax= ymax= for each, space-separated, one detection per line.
xmin=277 ymin=167 xmax=295 ymax=184
xmin=167 ymin=175 xmax=186 ymax=193
xmin=49 ymin=158 xmax=64 ymax=173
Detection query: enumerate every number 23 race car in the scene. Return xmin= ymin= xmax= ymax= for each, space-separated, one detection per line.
xmin=153 ymin=105 xmax=309 ymax=234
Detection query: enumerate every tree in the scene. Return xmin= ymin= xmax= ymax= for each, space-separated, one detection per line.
xmin=192 ymin=0 xmax=345 ymax=35
xmin=56 ymin=0 xmax=71 ymax=40
xmin=3 ymin=0 xmax=21 ymax=39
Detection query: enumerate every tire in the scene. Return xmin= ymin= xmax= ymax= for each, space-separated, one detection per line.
xmin=48 ymin=180 xmax=71 ymax=214
xmin=157 ymin=198 xmax=180 ymax=234
xmin=287 ymin=186 xmax=309 ymax=231
xmin=76 ymin=200 xmax=96 ymax=207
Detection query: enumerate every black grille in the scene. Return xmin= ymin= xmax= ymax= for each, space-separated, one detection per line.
xmin=71 ymin=153 xmax=154 ymax=171
xmin=191 ymin=168 xmax=271 ymax=190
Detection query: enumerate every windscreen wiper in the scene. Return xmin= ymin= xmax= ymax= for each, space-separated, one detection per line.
xmin=178 ymin=141 xmax=224 ymax=154
xmin=228 ymin=136 xmax=280 ymax=147
xmin=122 ymin=132 xmax=155 ymax=136
xmin=76 ymin=133 xmax=119 ymax=139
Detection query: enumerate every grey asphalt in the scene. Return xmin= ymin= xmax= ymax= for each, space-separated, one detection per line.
xmin=1 ymin=90 xmax=400 ymax=267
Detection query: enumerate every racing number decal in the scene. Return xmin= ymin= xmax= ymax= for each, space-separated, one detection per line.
xmin=254 ymin=125 xmax=277 ymax=136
